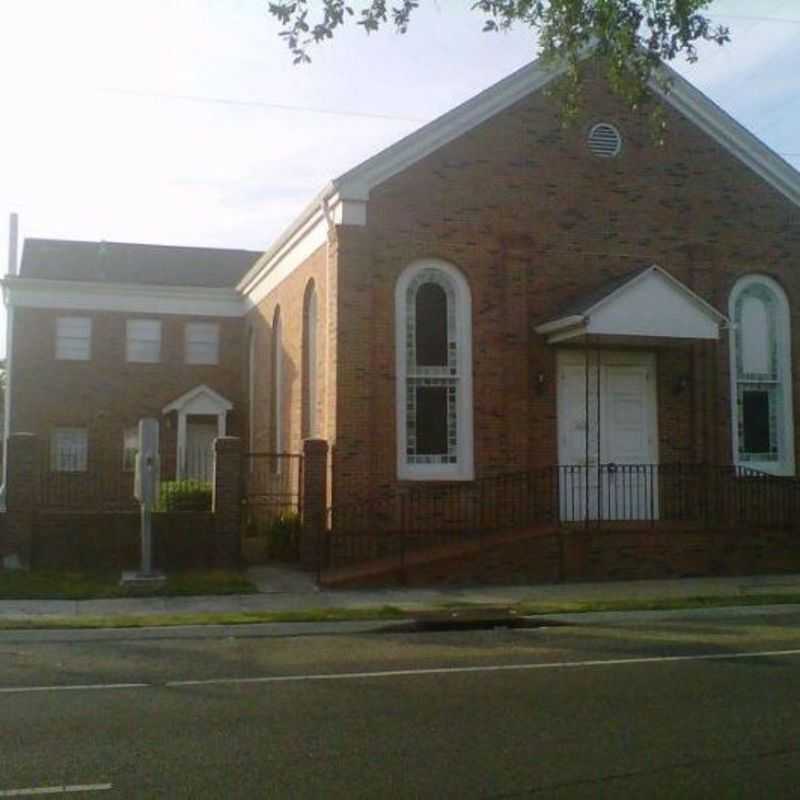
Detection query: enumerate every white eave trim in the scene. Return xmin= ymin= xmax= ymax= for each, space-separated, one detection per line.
xmin=656 ymin=62 xmax=800 ymax=210
xmin=3 ymin=277 xmax=244 ymax=317
xmin=163 ymin=383 xmax=233 ymax=414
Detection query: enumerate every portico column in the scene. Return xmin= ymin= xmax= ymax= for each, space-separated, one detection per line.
xmin=217 ymin=411 xmax=226 ymax=439
xmin=177 ymin=412 xmax=187 ymax=479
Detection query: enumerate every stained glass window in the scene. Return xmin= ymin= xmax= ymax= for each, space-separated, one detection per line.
xmin=731 ymin=278 xmax=792 ymax=471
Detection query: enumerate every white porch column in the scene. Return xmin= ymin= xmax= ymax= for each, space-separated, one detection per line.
xmin=217 ymin=411 xmax=226 ymax=439
xmin=177 ymin=412 xmax=187 ymax=479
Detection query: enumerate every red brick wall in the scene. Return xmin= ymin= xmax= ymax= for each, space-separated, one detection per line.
xmin=245 ymin=242 xmax=331 ymax=458
xmin=331 ymin=60 xmax=800 ymax=505
xmin=9 ymin=308 xmax=243 ymax=472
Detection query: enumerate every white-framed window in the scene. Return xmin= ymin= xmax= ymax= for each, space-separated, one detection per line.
xmin=302 ymin=282 xmax=319 ymax=438
xmin=395 ymin=259 xmax=473 ymax=481
xmin=51 ymin=428 xmax=88 ymax=472
xmin=55 ymin=317 xmax=91 ymax=361
xmin=185 ymin=322 xmax=220 ymax=365
xmin=126 ymin=319 xmax=162 ymax=363
xmin=729 ymin=274 xmax=794 ymax=475
xmin=123 ymin=427 xmax=138 ymax=472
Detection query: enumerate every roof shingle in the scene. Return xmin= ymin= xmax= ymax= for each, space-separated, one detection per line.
xmin=20 ymin=239 xmax=261 ymax=288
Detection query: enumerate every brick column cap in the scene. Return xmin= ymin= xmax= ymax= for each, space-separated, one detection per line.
xmin=214 ymin=436 xmax=241 ymax=452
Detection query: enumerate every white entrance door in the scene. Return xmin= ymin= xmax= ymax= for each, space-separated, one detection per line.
xmin=185 ymin=421 xmax=217 ymax=481
xmin=557 ymin=351 xmax=658 ymax=521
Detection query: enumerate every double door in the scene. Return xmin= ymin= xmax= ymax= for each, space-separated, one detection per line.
xmin=557 ymin=350 xmax=658 ymax=521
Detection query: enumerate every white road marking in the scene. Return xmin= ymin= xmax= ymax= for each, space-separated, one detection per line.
xmin=0 ymin=682 xmax=147 ymax=695
xmin=0 ymin=784 xmax=112 ymax=796
xmin=167 ymin=647 xmax=800 ymax=687
xmin=1 ymin=648 xmax=799 ymax=695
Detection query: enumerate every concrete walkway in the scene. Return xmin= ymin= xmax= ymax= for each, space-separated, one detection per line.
xmin=1 ymin=567 xmax=800 ymax=620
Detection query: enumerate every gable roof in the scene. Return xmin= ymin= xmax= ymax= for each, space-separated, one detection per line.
xmin=535 ymin=264 xmax=728 ymax=343
xmin=238 ymin=49 xmax=800 ymax=299
xmin=333 ymin=55 xmax=800 ymax=206
xmin=21 ymin=239 xmax=261 ymax=288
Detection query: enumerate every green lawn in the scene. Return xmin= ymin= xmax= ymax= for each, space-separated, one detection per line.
xmin=0 ymin=569 xmax=257 ymax=600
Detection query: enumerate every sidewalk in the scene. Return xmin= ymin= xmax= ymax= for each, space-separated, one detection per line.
xmin=2 ymin=567 xmax=800 ymax=621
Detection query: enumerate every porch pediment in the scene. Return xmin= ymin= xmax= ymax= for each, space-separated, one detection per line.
xmin=163 ymin=384 xmax=233 ymax=416
xmin=535 ymin=265 xmax=728 ymax=345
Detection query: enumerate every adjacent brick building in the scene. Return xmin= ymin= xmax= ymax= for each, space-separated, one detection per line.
xmin=5 ymin=52 xmax=800 ymax=561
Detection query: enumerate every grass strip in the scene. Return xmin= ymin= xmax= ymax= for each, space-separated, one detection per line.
xmin=0 ymin=570 xmax=257 ymax=600
xmin=1 ymin=593 xmax=800 ymax=630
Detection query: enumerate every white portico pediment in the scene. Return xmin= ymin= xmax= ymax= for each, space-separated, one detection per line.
xmin=163 ymin=385 xmax=233 ymax=478
xmin=535 ymin=265 xmax=728 ymax=345
xmin=163 ymin=384 xmax=233 ymax=416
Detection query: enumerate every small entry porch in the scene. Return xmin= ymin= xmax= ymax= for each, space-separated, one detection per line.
xmin=536 ymin=264 xmax=729 ymax=522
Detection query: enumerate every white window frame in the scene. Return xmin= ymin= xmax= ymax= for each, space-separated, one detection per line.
xmin=55 ymin=317 xmax=91 ymax=361
xmin=185 ymin=322 xmax=220 ymax=365
xmin=122 ymin=427 xmax=138 ymax=472
xmin=729 ymin=274 xmax=795 ymax=476
xmin=126 ymin=319 xmax=162 ymax=363
xmin=51 ymin=428 xmax=88 ymax=473
xmin=395 ymin=258 xmax=473 ymax=481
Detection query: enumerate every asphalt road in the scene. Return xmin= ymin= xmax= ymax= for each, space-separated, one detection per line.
xmin=2 ymin=609 xmax=800 ymax=798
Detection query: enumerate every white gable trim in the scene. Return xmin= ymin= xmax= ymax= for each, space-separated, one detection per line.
xmin=656 ymin=63 xmax=800 ymax=209
xmin=163 ymin=384 xmax=233 ymax=415
xmin=3 ymin=277 xmax=244 ymax=317
xmin=239 ymin=51 xmax=800 ymax=307
xmin=536 ymin=265 xmax=727 ymax=343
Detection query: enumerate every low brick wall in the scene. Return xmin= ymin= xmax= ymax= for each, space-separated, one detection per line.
xmin=322 ymin=525 xmax=800 ymax=588
xmin=31 ymin=511 xmax=217 ymax=571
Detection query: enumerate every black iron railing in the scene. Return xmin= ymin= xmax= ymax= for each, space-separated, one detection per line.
xmin=241 ymin=452 xmax=304 ymax=531
xmin=39 ymin=447 xmax=215 ymax=511
xmin=321 ymin=464 xmax=800 ymax=571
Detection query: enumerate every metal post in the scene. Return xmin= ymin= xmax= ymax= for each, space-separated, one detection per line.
xmin=141 ymin=506 xmax=152 ymax=574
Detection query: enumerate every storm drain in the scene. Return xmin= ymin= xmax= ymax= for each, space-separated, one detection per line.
xmin=376 ymin=607 xmax=571 ymax=634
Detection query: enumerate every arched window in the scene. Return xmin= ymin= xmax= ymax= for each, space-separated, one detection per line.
xmin=302 ymin=282 xmax=319 ymax=438
xmin=247 ymin=326 xmax=256 ymax=452
xmin=395 ymin=259 xmax=473 ymax=480
xmin=729 ymin=275 xmax=794 ymax=475
xmin=270 ymin=306 xmax=282 ymax=455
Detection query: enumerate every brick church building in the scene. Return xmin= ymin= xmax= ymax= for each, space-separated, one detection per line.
xmin=4 ymin=51 xmax=800 ymax=578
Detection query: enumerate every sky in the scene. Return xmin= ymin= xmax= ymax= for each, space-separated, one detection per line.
xmin=0 ymin=0 xmax=798 ymax=355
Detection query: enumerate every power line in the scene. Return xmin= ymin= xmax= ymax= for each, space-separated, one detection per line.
xmin=101 ymin=87 xmax=426 ymax=124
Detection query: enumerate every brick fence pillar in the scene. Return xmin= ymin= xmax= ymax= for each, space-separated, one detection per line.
xmin=3 ymin=433 xmax=40 ymax=569
xmin=212 ymin=436 xmax=242 ymax=568
xmin=301 ymin=438 xmax=328 ymax=570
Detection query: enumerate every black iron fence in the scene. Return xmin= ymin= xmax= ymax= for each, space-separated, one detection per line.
xmin=241 ymin=452 xmax=304 ymax=532
xmin=322 ymin=463 xmax=800 ymax=570
xmin=39 ymin=448 xmax=215 ymax=511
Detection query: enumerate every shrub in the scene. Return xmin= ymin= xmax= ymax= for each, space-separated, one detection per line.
xmin=159 ymin=480 xmax=212 ymax=512
xmin=244 ymin=512 xmax=302 ymax=561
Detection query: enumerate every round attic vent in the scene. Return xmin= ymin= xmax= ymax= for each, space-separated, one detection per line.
xmin=588 ymin=123 xmax=622 ymax=158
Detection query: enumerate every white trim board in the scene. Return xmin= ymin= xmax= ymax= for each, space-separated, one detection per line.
xmin=4 ymin=277 xmax=244 ymax=317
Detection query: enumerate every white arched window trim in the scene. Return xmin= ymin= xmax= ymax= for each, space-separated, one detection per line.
xmin=729 ymin=274 xmax=795 ymax=476
xmin=303 ymin=283 xmax=319 ymax=439
xmin=395 ymin=258 xmax=474 ymax=481
xmin=248 ymin=326 xmax=256 ymax=452
xmin=271 ymin=307 xmax=283 ymax=455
